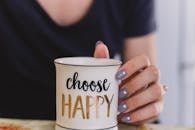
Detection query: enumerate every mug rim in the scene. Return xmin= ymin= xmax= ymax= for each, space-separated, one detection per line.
xmin=54 ymin=57 xmax=122 ymax=67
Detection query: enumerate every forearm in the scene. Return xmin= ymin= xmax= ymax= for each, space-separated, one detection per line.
xmin=123 ymin=33 xmax=157 ymax=65
xmin=118 ymin=33 xmax=164 ymax=124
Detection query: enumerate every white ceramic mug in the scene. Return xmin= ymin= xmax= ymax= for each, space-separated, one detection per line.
xmin=54 ymin=57 xmax=121 ymax=130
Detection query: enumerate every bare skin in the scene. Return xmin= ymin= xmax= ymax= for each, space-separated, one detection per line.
xmin=37 ymin=0 xmax=93 ymax=26
xmin=120 ymin=34 xmax=164 ymax=124
xmin=94 ymin=41 xmax=165 ymax=124
xmin=37 ymin=0 xmax=165 ymax=124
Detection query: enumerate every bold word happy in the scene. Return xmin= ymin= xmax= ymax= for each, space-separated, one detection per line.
xmin=61 ymin=94 xmax=114 ymax=119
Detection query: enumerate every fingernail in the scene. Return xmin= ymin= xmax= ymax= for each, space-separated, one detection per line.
xmin=118 ymin=102 xmax=128 ymax=113
xmin=121 ymin=115 xmax=131 ymax=123
xmin=96 ymin=40 xmax=103 ymax=46
xmin=119 ymin=88 xmax=129 ymax=99
xmin=115 ymin=69 xmax=127 ymax=80
xmin=117 ymin=80 xmax=122 ymax=85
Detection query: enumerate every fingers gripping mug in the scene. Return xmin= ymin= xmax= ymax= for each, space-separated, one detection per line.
xmin=54 ymin=57 xmax=121 ymax=130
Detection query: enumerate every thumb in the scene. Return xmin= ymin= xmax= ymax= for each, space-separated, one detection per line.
xmin=93 ymin=41 xmax=110 ymax=58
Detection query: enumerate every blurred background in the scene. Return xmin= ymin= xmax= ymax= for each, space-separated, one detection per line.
xmin=155 ymin=0 xmax=195 ymax=126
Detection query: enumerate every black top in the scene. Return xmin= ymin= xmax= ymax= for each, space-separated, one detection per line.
xmin=0 ymin=0 xmax=156 ymax=120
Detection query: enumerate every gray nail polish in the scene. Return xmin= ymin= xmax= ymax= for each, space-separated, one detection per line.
xmin=119 ymin=88 xmax=129 ymax=99
xmin=117 ymin=80 xmax=122 ymax=85
xmin=121 ymin=116 xmax=131 ymax=123
xmin=95 ymin=40 xmax=103 ymax=46
xmin=115 ymin=70 xmax=127 ymax=80
xmin=118 ymin=102 xmax=128 ymax=113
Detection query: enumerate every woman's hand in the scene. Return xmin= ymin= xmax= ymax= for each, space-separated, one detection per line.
xmin=116 ymin=55 xmax=165 ymax=124
xmin=94 ymin=41 xmax=165 ymax=125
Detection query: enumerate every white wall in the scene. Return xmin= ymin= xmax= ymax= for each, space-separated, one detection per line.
xmin=156 ymin=0 xmax=195 ymax=125
xmin=179 ymin=0 xmax=195 ymax=125
xmin=155 ymin=0 xmax=180 ymax=125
